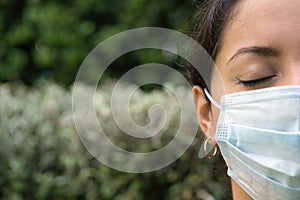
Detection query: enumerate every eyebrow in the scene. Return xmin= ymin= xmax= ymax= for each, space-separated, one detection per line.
xmin=228 ymin=46 xmax=281 ymax=63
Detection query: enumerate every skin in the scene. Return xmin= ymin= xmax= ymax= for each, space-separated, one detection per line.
xmin=192 ymin=0 xmax=300 ymax=199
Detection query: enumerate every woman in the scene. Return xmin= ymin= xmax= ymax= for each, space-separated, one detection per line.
xmin=187 ymin=0 xmax=300 ymax=199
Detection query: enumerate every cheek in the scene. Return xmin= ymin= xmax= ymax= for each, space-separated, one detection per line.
xmin=207 ymin=105 xmax=219 ymax=143
xmin=210 ymin=66 xmax=225 ymax=104
xmin=209 ymin=67 xmax=223 ymax=133
xmin=211 ymin=106 xmax=220 ymax=131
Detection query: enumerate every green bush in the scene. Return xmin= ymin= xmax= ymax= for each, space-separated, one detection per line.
xmin=0 ymin=81 xmax=230 ymax=200
xmin=0 ymin=0 xmax=200 ymax=85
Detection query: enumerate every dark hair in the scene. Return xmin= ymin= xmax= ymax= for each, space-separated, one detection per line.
xmin=186 ymin=0 xmax=238 ymax=88
xmin=186 ymin=2 xmax=239 ymax=197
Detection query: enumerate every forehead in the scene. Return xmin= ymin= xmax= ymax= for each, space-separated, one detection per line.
xmin=216 ymin=0 xmax=300 ymax=61
xmin=230 ymin=0 xmax=300 ymax=29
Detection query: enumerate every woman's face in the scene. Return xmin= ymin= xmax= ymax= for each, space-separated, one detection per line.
xmin=215 ymin=0 xmax=300 ymax=94
xmin=194 ymin=0 xmax=300 ymax=144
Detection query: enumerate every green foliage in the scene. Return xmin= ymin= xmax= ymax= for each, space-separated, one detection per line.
xmin=0 ymin=81 xmax=231 ymax=199
xmin=0 ymin=0 xmax=198 ymax=85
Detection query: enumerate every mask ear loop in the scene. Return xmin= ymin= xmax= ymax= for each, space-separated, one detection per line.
xmin=204 ymin=88 xmax=221 ymax=110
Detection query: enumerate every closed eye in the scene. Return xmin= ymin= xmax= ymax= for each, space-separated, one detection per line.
xmin=237 ymin=75 xmax=277 ymax=88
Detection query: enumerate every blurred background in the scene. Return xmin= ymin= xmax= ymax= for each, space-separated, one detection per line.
xmin=0 ymin=0 xmax=198 ymax=86
xmin=0 ymin=0 xmax=230 ymax=199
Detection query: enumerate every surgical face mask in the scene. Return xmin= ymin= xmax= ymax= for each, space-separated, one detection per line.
xmin=204 ymin=85 xmax=300 ymax=200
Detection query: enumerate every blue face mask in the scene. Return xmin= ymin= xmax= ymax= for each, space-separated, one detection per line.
xmin=205 ymin=85 xmax=300 ymax=200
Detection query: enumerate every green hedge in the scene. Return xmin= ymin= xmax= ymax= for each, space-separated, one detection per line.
xmin=0 ymin=81 xmax=230 ymax=200
xmin=0 ymin=0 xmax=202 ymax=85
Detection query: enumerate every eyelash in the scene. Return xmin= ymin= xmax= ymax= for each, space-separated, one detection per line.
xmin=237 ymin=75 xmax=276 ymax=87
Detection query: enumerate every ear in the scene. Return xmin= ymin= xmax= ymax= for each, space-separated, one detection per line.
xmin=192 ymin=86 xmax=215 ymax=144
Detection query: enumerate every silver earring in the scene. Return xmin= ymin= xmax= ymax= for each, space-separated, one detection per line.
xmin=204 ymin=137 xmax=217 ymax=159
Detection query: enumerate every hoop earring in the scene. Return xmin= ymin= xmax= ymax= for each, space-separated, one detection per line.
xmin=204 ymin=137 xmax=217 ymax=159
